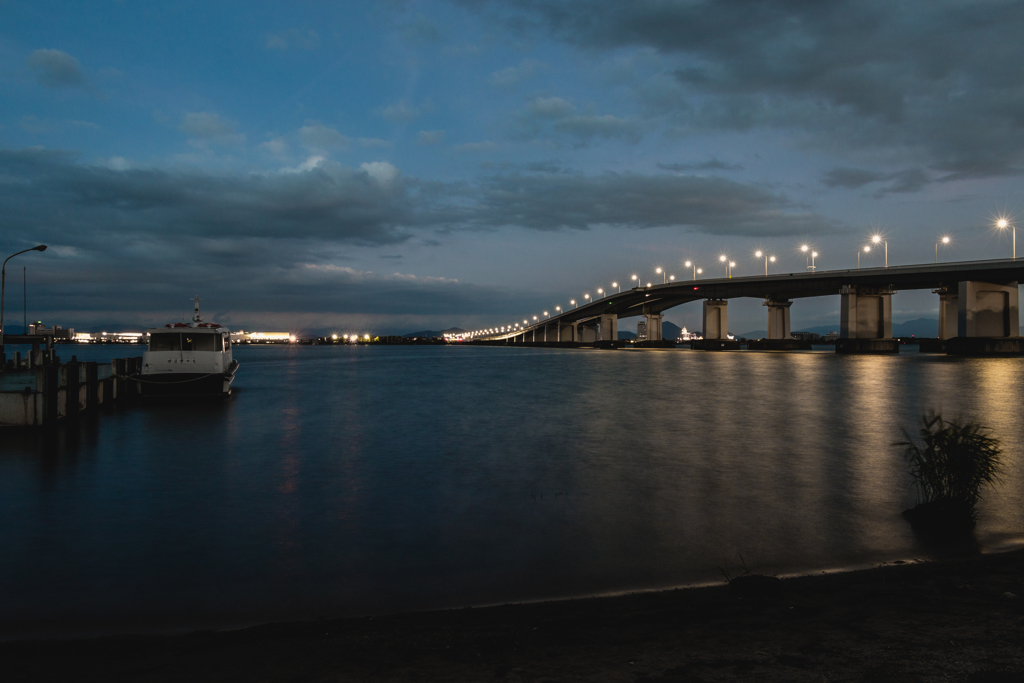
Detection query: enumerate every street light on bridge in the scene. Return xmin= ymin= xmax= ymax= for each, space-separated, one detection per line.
xmin=754 ymin=251 xmax=776 ymax=276
xmin=729 ymin=261 xmax=736 ymax=278
xmin=871 ymin=235 xmax=888 ymax=267
xmin=997 ymin=218 xmax=1015 ymax=259
xmin=685 ymin=260 xmax=698 ymax=280
xmin=656 ymin=267 xmax=665 ymax=284
xmin=571 ymin=299 xmax=577 ymax=308
xmin=936 ymin=236 xmax=951 ymax=263
xmin=719 ymin=254 xmax=728 ymax=278
xmin=555 ymin=306 xmax=561 ymax=313
xmin=858 ymin=245 xmax=871 ymax=269
xmin=612 ymin=281 xmax=619 ymax=293
xmin=631 ymin=274 xmax=639 ymax=288
xmin=597 ymin=288 xmax=604 ymax=298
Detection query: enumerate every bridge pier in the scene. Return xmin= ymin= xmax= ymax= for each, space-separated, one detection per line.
xmin=947 ymin=280 xmax=1023 ymax=355
xmin=837 ymin=285 xmax=898 ymax=353
xmin=937 ymin=288 xmax=958 ymax=339
xmin=600 ymin=314 xmax=618 ymax=341
xmin=764 ymin=298 xmax=793 ymax=339
xmin=698 ymin=300 xmax=739 ymax=350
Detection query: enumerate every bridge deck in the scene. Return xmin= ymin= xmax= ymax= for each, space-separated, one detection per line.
xmin=489 ymin=258 xmax=1024 ymax=339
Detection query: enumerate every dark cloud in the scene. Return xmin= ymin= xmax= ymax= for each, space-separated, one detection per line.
xmin=26 ymin=49 xmax=84 ymax=88
xmin=822 ymin=166 xmax=931 ymax=196
xmin=511 ymin=96 xmax=643 ymax=145
xmin=658 ymin=159 xmax=743 ymax=172
xmin=0 ymin=148 xmax=419 ymax=246
xmin=0 ymin=148 xmax=839 ymax=328
xmin=467 ymin=170 xmax=837 ymax=235
xmin=465 ymin=0 xmax=1024 ymax=178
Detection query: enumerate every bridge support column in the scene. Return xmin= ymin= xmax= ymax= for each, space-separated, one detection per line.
xmin=600 ymin=314 xmax=618 ymax=342
xmin=946 ymin=281 xmax=1024 ymax=355
xmin=957 ymin=281 xmax=1019 ymax=337
xmin=644 ymin=313 xmax=663 ymax=341
xmin=702 ymin=300 xmax=728 ymax=339
xmin=763 ymin=299 xmax=792 ymax=339
xmin=837 ymin=285 xmax=897 ymax=353
xmin=937 ymin=289 xmax=958 ymax=340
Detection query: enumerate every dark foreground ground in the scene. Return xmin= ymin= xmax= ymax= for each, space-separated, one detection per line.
xmin=5 ymin=549 xmax=1023 ymax=682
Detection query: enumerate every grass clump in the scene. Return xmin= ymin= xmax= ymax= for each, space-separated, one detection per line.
xmin=897 ymin=411 xmax=1003 ymax=532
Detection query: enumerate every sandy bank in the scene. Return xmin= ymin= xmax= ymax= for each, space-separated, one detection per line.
xmin=5 ymin=549 xmax=1023 ymax=682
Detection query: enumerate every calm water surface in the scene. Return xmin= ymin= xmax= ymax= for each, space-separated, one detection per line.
xmin=2 ymin=344 xmax=1023 ymax=637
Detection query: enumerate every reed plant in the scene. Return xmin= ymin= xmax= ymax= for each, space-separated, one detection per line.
xmin=897 ymin=411 xmax=1003 ymax=530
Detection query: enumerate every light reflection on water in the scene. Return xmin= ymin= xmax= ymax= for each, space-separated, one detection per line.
xmin=1 ymin=343 xmax=1022 ymax=637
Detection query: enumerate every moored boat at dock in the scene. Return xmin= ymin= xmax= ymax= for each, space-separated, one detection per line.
xmin=140 ymin=297 xmax=237 ymax=397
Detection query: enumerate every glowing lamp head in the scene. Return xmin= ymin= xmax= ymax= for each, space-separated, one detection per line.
xmin=697 ymin=268 xmax=703 ymax=274
xmin=864 ymin=246 xmax=871 ymax=252
xmin=331 ymin=334 xmax=338 ymax=340
xmin=729 ymin=261 xmax=736 ymax=268
xmin=801 ymin=244 xmax=809 ymax=252
xmin=684 ymin=260 xmax=692 ymax=267
xmin=812 ymin=252 xmax=817 ymax=258
xmin=631 ymin=274 xmax=638 ymax=281
xmin=998 ymin=219 xmax=1009 ymax=229
xmin=872 ymin=235 xmax=881 ymax=244
xmin=755 ymin=250 xmax=762 ymax=258
xmin=570 ymin=299 xmax=575 ymax=305
xmin=769 ymin=256 xmax=776 ymax=263
xmin=597 ymin=289 xmax=603 ymax=294
xmin=942 ymin=236 xmax=950 ymax=244
xmin=719 ymin=255 xmax=727 ymax=262
xmin=669 ymin=275 xmax=675 ymax=281
xmin=656 ymin=267 xmax=662 ymax=274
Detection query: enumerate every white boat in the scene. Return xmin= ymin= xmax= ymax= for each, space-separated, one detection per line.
xmin=140 ymin=297 xmax=238 ymax=397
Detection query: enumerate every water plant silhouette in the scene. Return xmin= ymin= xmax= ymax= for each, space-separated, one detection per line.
xmin=897 ymin=411 xmax=1003 ymax=533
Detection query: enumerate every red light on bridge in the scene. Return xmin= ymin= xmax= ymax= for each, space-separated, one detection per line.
xmin=693 ymin=286 xmax=699 ymax=290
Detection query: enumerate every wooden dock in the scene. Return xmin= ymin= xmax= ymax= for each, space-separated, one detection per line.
xmin=0 ymin=355 xmax=143 ymax=428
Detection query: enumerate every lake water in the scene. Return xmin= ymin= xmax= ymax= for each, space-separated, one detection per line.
xmin=2 ymin=343 xmax=1023 ymax=638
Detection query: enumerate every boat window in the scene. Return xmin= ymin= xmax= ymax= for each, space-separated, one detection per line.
xmin=150 ymin=333 xmax=181 ymax=351
xmin=181 ymin=335 xmax=194 ymax=351
xmin=193 ymin=334 xmax=217 ymax=351
xmin=214 ymin=334 xmax=224 ymax=351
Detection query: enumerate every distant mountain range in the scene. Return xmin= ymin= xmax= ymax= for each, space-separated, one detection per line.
xmin=403 ymin=327 xmax=466 ymax=338
xmin=737 ymin=318 xmax=944 ymax=339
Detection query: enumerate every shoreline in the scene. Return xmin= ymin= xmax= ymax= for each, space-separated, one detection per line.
xmin=6 ymin=547 xmax=1023 ymax=682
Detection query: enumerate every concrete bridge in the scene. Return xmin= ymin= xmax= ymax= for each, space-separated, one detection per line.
xmin=476 ymin=258 xmax=1024 ymax=354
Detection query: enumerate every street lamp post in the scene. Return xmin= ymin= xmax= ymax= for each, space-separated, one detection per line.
xmin=810 ymin=252 xmax=818 ymax=272
xmin=755 ymin=251 xmax=775 ymax=276
xmin=656 ymin=267 xmax=665 ymax=284
xmin=571 ymin=299 xmax=577 ymax=309
xmin=631 ymin=274 xmax=639 ymax=288
xmin=997 ymin=219 xmax=1015 ymax=259
xmin=597 ymin=288 xmax=604 ymax=298
xmin=936 ymin=236 xmax=950 ymax=263
xmin=858 ymin=245 xmax=870 ymax=269
xmin=719 ymin=254 xmax=728 ymax=277
xmin=685 ymin=260 xmax=696 ymax=280
xmin=1 ymin=245 xmax=47 ymax=367
xmin=729 ymin=261 xmax=736 ymax=278
xmin=696 ymin=268 xmax=703 ymax=278
xmin=871 ymin=235 xmax=888 ymax=267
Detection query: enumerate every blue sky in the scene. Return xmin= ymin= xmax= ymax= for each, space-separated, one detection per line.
xmin=3 ymin=0 xmax=1024 ymax=335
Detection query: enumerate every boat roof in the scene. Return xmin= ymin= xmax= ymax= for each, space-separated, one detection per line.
xmin=145 ymin=324 xmax=231 ymax=334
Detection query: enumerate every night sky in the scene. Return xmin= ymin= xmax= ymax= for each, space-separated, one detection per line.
xmin=3 ymin=1 xmax=1024 ymax=336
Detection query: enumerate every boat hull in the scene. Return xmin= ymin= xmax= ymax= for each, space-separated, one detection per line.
xmin=139 ymin=362 xmax=238 ymax=397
